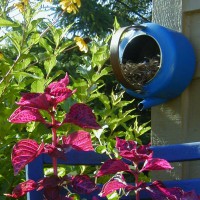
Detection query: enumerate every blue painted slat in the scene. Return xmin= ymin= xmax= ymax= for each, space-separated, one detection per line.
xmin=43 ymin=149 xmax=109 ymax=165
xmin=164 ymin=178 xmax=200 ymax=193
xmin=26 ymin=155 xmax=44 ymax=200
xmin=26 ymin=142 xmax=200 ymax=199
xmin=151 ymin=142 xmax=200 ymax=162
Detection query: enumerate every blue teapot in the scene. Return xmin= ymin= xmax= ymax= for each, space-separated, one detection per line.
xmin=110 ymin=23 xmax=196 ymax=110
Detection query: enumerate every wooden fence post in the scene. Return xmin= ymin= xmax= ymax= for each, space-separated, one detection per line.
xmin=152 ymin=0 xmax=200 ymax=180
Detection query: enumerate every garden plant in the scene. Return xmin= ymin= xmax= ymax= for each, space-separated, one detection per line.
xmin=1 ymin=0 xmax=199 ymax=200
xmin=5 ymin=73 xmax=200 ymax=199
xmin=5 ymin=72 xmax=100 ymax=199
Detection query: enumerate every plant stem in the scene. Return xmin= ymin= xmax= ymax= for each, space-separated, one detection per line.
xmin=135 ymin=164 xmax=140 ymax=200
xmin=52 ymin=128 xmax=58 ymax=176
xmin=51 ymin=111 xmax=58 ymax=176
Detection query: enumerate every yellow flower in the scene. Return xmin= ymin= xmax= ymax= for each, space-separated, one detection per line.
xmin=60 ymin=0 xmax=81 ymax=13
xmin=74 ymin=37 xmax=88 ymax=53
xmin=73 ymin=0 xmax=81 ymax=7
xmin=0 ymin=52 xmax=4 ymax=60
xmin=45 ymin=0 xmax=52 ymax=2
xmin=67 ymin=4 xmax=78 ymax=14
xmin=14 ymin=2 xmax=25 ymax=13
xmin=22 ymin=0 xmax=29 ymax=6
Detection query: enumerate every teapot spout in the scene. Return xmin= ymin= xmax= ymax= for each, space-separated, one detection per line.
xmin=138 ymin=98 xmax=167 ymax=111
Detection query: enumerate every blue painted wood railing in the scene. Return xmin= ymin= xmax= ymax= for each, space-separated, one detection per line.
xmin=26 ymin=142 xmax=200 ymax=200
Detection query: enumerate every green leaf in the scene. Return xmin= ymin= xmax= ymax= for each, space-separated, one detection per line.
xmin=55 ymin=40 xmax=73 ymax=54
xmin=27 ymin=18 xmax=43 ymax=34
xmin=91 ymin=45 xmax=109 ymax=67
xmin=31 ymin=79 xmax=46 ymax=92
xmin=96 ymin=145 xmax=107 ymax=154
xmin=7 ymin=31 xmax=22 ymax=53
xmin=39 ymin=38 xmax=53 ymax=53
xmin=53 ymin=28 xmax=62 ymax=47
xmin=107 ymin=191 xmax=120 ymax=200
xmin=28 ymin=33 xmax=40 ymax=46
xmin=98 ymin=94 xmax=111 ymax=110
xmin=113 ymin=17 xmax=120 ymax=31
xmin=92 ymin=67 xmax=112 ymax=82
xmin=14 ymin=56 xmax=33 ymax=71
xmin=0 ymin=18 xmax=19 ymax=27
xmin=26 ymin=66 xmax=44 ymax=78
xmin=44 ymin=54 xmax=57 ymax=76
xmin=12 ymin=71 xmax=41 ymax=80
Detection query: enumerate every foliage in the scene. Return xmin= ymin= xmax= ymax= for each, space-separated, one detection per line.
xmin=53 ymin=0 xmax=152 ymax=37
xmin=96 ymin=138 xmax=200 ymax=200
xmin=5 ymin=73 xmax=99 ymax=199
xmin=0 ymin=0 xmax=151 ymax=199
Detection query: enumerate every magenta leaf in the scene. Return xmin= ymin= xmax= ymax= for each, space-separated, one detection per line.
xmin=96 ymin=159 xmax=131 ymax=177
xmin=45 ymin=73 xmax=76 ymax=107
xmin=141 ymin=158 xmax=173 ymax=172
xmin=45 ymin=73 xmax=70 ymax=92
xmin=38 ymin=175 xmax=73 ymax=200
xmin=4 ymin=180 xmax=37 ymax=198
xmin=71 ymin=175 xmax=97 ymax=194
xmin=116 ymin=137 xmax=137 ymax=152
xmin=64 ymin=103 xmax=101 ymax=129
xmin=37 ymin=175 xmax=62 ymax=191
xmin=44 ymin=144 xmax=66 ymax=160
xmin=182 ymin=191 xmax=200 ymax=200
xmin=12 ymin=139 xmax=44 ymax=175
xmin=17 ymin=93 xmax=51 ymax=110
xmin=48 ymin=87 xmax=76 ymax=106
xmin=147 ymin=181 xmax=184 ymax=200
xmin=62 ymin=130 xmax=94 ymax=151
xmin=99 ymin=176 xmax=128 ymax=197
xmin=116 ymin=138 xmax=152 ymax=163
xmin=8 ymin=106 xmax=46 ymax=124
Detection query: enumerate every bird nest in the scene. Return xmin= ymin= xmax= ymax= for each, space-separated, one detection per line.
xmin=120 ymin=57 xmax=160 ymax=92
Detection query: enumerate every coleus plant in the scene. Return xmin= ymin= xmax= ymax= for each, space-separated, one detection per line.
xmin=4 ymin=72 xmax=200 ymax=200
xmin=96 ymin=137 xmax=200 ymax=200
xmin=5 ymin=73 xmax=101 ymax=199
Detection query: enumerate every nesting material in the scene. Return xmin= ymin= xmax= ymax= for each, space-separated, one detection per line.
xmin=120 ymin=57 xmax=160 ymax=92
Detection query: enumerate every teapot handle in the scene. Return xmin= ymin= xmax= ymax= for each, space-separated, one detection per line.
xmin=110 ymin=25 xmax=146 ymax=89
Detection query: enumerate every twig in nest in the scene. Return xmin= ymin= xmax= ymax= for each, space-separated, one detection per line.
xmin=121 ymin=57 xmax=160 ymax=92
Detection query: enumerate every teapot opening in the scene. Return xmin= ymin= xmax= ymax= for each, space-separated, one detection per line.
xmin=121 ymin=35 xmax=161 ymax=92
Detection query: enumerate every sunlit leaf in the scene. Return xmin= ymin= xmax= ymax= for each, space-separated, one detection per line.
xmin=44 ymin=54 xmax=57 ymax=76
xmin=62 ymin=130 xmax=94 ymax=151
xmin=0 ymin=18 xmax=19 ymax=27
xmin=141 ymin=158 xmax=173 ymax=172
xmin=8 ymin=106 xmax=46 ymax=124
xmin=4 ymin=180 xmax=37 ymax=198
xmin=11 ymin=139 xmax=44 ymax=175
xmin=99 ymin=178 xmax=127 ymax=197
